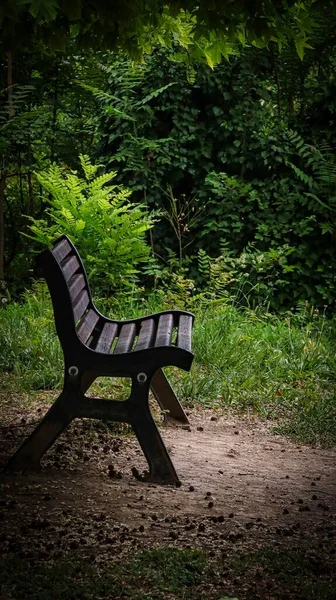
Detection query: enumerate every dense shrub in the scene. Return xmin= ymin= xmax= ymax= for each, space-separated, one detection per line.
xmin=95 ymin=48 xmax=336 ymax=309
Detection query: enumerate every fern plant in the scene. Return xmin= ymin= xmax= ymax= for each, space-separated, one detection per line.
xmin=286 ymin=132 xmax=336 ymax=234
xmin=195 ymin=248 xmax=236 ymax=304
xmin=27 ymin=155 xmax=156 ymax=294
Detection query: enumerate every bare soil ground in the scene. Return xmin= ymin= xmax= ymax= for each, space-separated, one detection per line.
xmin=0 ymin=392 xmax=336 ymax=599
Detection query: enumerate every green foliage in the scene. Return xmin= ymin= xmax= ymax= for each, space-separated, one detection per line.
xmin=27 ymin=155 xmax=155 ymax=294
xmin=1 ymin=0 xmax=331 ymax=60
xmin=3 ymin=11 xmax=336 ymax=310
xmin=286 ymin=132 xmax=336 ymax=235
xmin=95 ymin=46 xmax=336 ymax=309
xmin=0 ymin=51 xmax=103 ymax=294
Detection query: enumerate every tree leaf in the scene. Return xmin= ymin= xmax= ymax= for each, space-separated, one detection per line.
xmin=29 ymin=0 xmax=59 ymax=21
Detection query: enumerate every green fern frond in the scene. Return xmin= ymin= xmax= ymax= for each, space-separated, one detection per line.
xmin=80 ymin=154 xmax=99 ymax=181
xmin=287 ymin=162 xmax=315 ymax=188
xmin=198 ymin=249 xmax=211 ymax=280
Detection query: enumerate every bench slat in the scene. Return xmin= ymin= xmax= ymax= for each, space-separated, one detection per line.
xmin=61 ymin=255 xmax=81 ymax=282
xmin=77 ymin=309 xmax=99 ymax=344
xmin=177 ymin=315 xmax=193 ymax=352
xmin=114 ymin=323 xmax=137 ymax=354
xmin=95 ymin=322 xmax=118 ymax=353
xmin=155 ymin=314 xmax=174 ymax=347
xmin=52 ymin=238 xmax=72 ymax=263
xmin=73 ymin=289 xmax=90 ymax=323
xmin=68 ymin=273 xmax=86 ymax=303
xmin=134 ymin=319 xmax=155 ymax=351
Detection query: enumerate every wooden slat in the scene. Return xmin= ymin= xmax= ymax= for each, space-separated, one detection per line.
xmin=73 ymin=289 xmax=90 ymax=323
xmin=134 ymin=319 xmax=155 ymax=351
xmin=155 ymin=314 xmax=174 ymax=347
xmin=52 ymin=238 xmax=72 ymax=263
xmin=177 ymin=315 xmax=193 ymax=352
xmin=68 ymin=273 xmax=86 ymax=303
xmin=95 ymin=322 xmax=118 ymax=354
xmin=114 ymin=323 xmax=137 ymax=354
xmin=61 ymin=255 xmax=81 ymax=282
xmin=76 ymin=309 xmax=99 ymax=344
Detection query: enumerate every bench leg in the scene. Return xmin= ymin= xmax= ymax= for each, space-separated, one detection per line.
xmin=6 ymin=374 xmax=182 ymax=484
xmin=5 ymin=391 xmax=73 ymax=471
xmin=130 ymin=378 xmax=180 ymax=486
xmin=81 ymin=372 xmax=97 ymax=394
xmin=151 ymin=369 xmax=189 ymax=424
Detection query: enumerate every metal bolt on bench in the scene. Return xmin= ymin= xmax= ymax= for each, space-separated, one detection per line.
xmin=6 ymin=235 xmax=195 ymax=485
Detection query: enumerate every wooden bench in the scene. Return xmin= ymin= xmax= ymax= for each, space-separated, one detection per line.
xmin=6 ymin=235 xmax=194 ymax=485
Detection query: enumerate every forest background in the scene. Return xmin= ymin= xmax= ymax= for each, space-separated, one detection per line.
xmin=1 ymin=5 xmax=336 ymax=309
xmin=0 ymin=1 xmax=335 ymax=446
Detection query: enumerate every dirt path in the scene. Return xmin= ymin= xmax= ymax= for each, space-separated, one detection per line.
xmin=1 ymin=403 xmax=335 ymax=567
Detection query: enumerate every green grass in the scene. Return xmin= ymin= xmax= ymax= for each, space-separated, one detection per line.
xmin=0 ymin=548 xmax=216 ymax=600
xmin=0 ymin=284 xmax=335 ymax=446
xmin=1 ymin=544 xmax=334 ymax=600
xmin=230 ymin=545 xmax=336 ymax=600
xmin=276 ymin=393 xmax=336 ymax=446
xmin=0 ymin=283 xmax=63 ymax=390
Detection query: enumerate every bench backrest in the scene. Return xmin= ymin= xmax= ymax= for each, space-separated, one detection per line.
xmin=37 ymin=235 xmax=100 ymax=354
